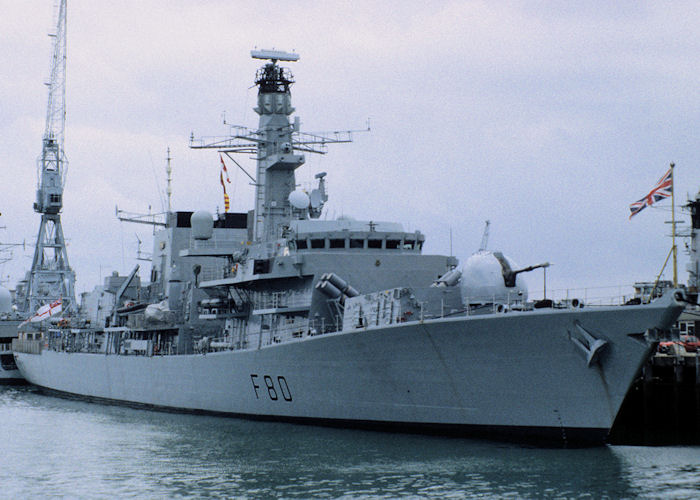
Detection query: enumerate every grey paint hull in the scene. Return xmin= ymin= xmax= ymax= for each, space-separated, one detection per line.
xmin=15 ymin=303 xmax=665 ymax=444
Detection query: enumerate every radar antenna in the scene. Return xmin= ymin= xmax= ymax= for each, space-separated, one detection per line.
xmin=24 ymin=0 xmax=76 ymax=316
xmin=165 ymin=147 xmax=173 ymax=212
xmin=479 ymin=220 xmax=490 ymax=251
xmin=115 ymin=206 xmax=167 ymax=228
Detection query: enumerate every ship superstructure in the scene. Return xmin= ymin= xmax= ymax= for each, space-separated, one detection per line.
xmin=13 ymin=50 xmax=689 ymax=445
xmin=185 ymin=50 xmax=451 ymax=348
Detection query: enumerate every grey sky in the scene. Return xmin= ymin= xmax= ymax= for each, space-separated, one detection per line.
xmin=1 ymin=0 xmax=698 ymax=300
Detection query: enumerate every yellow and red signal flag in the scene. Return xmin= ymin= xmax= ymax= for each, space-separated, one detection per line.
xmin=219 ymin=154 xmax=231 ymax=212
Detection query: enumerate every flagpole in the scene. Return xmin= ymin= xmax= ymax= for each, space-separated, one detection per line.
xmin=671 ymin=162 xmax=677 ymax=287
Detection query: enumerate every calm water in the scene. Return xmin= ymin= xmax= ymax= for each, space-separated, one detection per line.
xmin=1 ymin=386 xmax=698 ymax=499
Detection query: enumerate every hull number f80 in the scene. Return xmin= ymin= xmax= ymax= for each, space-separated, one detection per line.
xmin=250 ymin=374 xmax=292 ymax=402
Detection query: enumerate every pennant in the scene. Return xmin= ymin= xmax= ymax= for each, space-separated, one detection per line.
xmin=220 ymin=154 xmax=231 ymax=183
xmin=219 ymin=160 xmax=229 ymax=213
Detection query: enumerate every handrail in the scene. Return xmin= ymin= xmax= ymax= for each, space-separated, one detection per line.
xmin=11 ymin=338 xmax=43 ymax=354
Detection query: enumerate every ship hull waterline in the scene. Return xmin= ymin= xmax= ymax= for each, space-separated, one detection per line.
xmin=0 ymin=368 xmax=25 ymax=385
xmin=15 ymin=304 xmax=664 ymax=445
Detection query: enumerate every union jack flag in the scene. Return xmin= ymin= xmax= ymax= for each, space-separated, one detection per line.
xmin=629 ymin=167 xmax=673 ymax=219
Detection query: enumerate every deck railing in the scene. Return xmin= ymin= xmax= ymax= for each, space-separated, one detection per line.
xmin=11 ymin=339 xmax=43 ymax=354
xmin=527 ymin=284 xmax=666 ymax=307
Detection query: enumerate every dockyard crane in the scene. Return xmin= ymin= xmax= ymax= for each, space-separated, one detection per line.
xmin=23 ymin=0 xmax=76 ymax=315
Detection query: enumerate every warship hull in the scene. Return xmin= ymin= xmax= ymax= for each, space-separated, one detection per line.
xmin=15 ymin=302 xmax=673 ymax=444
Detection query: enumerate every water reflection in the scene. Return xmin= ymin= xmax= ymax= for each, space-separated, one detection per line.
xmin=1 ymin=386 xmax=694 ymax=498
xmin=611 ymin=446 xmax=700 ymax=499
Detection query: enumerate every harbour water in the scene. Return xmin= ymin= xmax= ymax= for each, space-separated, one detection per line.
xmin=1 ymin=386 xmax=698 ymax=499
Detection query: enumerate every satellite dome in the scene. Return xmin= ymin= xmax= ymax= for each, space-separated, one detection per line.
xmin=460 ymin=250 xmax=528 ymax=304
xmin=191 ymin=210 xmax=214 ymax=240
xmin=289 ymin=190 xmax=310 ymax=210
xmin=0 ymin=286 xmax=12 ymax=314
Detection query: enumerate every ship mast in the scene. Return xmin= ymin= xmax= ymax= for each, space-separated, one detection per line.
xmin=687 ymin=189 xmax=700 ymax=298
xmin=191 ymin=49 xmax=362 ymax=244
xmin=25 ymin=0 xmax=76 ymax=315
xmin=249 ymin=50 xmax=304 ymax=241
xmin=166 ymin=147 xmax=173 ymax=213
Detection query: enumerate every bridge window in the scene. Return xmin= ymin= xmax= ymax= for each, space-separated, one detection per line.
xmin=368 ymin=239 xmax=382 ymax=249
xmin=330 ymin=238 xmax=345 ymax=249
xmin=311 ymin=238 xmax=325 ymax=249
xmin=386 ymin=240 xmax=400 ymax=249
xmin=296 ymin=239 xmax=308 ymax=249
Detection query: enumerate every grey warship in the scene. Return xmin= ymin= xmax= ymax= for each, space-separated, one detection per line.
xmin=14 ymin=50 xmax=687 ymax=445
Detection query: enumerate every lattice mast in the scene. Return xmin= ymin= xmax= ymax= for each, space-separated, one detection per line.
xmin=25 ymin=0 xmax=76 ymax=314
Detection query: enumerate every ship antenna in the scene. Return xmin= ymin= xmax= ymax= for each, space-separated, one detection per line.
xmin=166 ymin=147 xmax=173 ymax=213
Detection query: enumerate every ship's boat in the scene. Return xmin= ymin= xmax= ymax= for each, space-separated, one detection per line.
xmin=13 ymin=50 xmax=687 ymax=445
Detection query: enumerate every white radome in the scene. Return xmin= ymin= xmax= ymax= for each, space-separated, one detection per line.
xmin=289 ymin=190 xmax=310 ymax=210
xmin=191 ymin=210 xmax=214 ymax=240
xmin=460 ymin=250 xmax=528 ymax=304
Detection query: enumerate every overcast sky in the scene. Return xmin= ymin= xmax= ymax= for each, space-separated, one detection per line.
xmin=1 ymin=0 xmax=698 ymax=301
